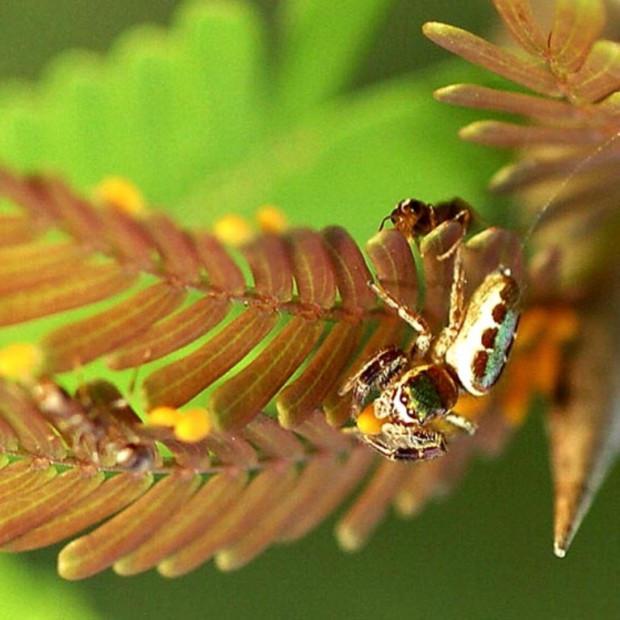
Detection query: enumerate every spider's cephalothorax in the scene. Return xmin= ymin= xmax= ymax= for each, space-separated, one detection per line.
xmin=378 ymin=197 xmax=474 ymax=259
xmin=339 ymin=250 xmax=520 ymax=461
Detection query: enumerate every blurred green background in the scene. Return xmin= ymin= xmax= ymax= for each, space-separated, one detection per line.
xmin=0 ymin=1 xmax=618 ymax=619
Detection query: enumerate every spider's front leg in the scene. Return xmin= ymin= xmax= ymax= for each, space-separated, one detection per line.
xmin=367 ymin=281 xmax=433 ymax=356
xmin=338 ymin=345 xmax=408 ymax=417
xmin=431 ymin=248 xmax=467 ymax=362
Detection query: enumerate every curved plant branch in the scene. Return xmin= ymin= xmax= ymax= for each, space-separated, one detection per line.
xmin=0 ymin=167 xmax=522 ymax=578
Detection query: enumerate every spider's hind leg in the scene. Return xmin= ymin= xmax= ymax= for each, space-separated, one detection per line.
xmin=338 ymin=345 xmax=408 ymax=416
xmin=444 ymin=412 xmax=476 ymax=435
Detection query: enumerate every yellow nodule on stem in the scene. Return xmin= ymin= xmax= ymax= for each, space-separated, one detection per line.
xmin=212 ymin=214 xmax=254 ymax=247
xmin=0 ymin=343 xmax=41 ymax=379
xmin=174 ymin=408 xmax=212 ymax=442
xmin=256 ymin=205 xmax=289 ymax=234
xmin=94 ymin=176 xmax=148 ymax=217
xmin=146 ymin=406 xmax=180 ymax=428
xmin=356 ymin=403 xmax=383 ymax=436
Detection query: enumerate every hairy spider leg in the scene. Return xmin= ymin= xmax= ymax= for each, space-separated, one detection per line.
xmin=367 ymin=281 xmax=433 ymax=356
xmin=338 ymin=345 xmax=409 ymax=416
xmin=432 ymin=248 xmax=467 ymax=362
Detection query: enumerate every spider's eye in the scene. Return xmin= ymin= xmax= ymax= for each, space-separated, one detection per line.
xmin=398 ymin=198 xmax=423 ymax=217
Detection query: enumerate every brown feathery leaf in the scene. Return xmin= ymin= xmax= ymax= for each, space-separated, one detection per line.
xmin=492 ymin=0 xmax=547 ymax=55
xmin=143 ymin=308 xmax=278 ymax=408
xmin=3 ymin=472 xmax=154 ymax=552
xmin=42 ymin=284 xmax=186 ymax=372
xmin=0 ymin=468 xmax=104 ymax=546
xmin=422 ymin=22 xmax=561 ymax=96
xmin=113 ymin=472 xmax=249 ymax=576
xmin=109 ymin=297 xmax=231 ymax=369
xmin=548 ymin=0 xmax=606 ymax=73
xmin=427 ymin=0 xmax=620 ymax=558
xmin=240 ymin=233 xmax=294 ymax=301
xmin=209 ymin=317 xmax=324 ymax=430
xmin=276 ymin=322 xmax=363 ymax=428
xmin=58 ymin=471 xmax=200 ymax=580
xmin=0 ymin=262 xmax=137 ymax=327
xmin=0 ymin=156 xmax=536 ymax=576
xmin=434 ymin=84 xmax=580 ymax=123
xmin=336 ymin=459 xmax=409 ymax=551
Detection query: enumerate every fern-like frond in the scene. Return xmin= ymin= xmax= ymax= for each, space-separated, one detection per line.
xmin=0 ymin=166 xmax=526 ymax=577
xmin=424 ymin=0 xmax=620 ymax=220
xmin=0 ymin=169 xmax=522 ymax=432
xmin=0 ymin=373 xmax=513 ymax=579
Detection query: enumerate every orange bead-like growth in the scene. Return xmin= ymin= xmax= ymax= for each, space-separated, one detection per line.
xmin=174 ymin=408 xmax=212 ymax=443
xmin=95 ymin=176 xmax=147 ymax=217
xmin=356 ymin=403 xmax=384 ymax=436
xmin=0 ymin=342 xmax=41 ymax=379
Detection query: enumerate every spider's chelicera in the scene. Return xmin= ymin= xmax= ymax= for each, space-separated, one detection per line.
xmin=340 ymin=237 xmax=520 ymax=462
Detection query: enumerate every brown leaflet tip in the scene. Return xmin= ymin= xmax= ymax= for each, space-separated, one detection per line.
xmin=547 ymin=299 xmax=620 ymax=559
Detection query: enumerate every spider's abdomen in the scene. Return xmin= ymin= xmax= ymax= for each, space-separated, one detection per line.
xmin=445 ymin=267 xmax=520 ymax=396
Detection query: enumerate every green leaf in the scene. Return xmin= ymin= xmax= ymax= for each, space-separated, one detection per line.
xmin=0 ymin=1 xmax=507 ymax=245
xmin=0 ymin=555 xmax=103 ymax=620
xmin=277 ymin=0 xmax=396 ymax=116
xmin=0 ymin=1 xmax=268 ymax=210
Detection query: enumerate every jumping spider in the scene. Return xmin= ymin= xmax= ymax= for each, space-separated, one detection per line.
xmin=339 ymin=249 xmax=520 ymax=461
xmin=379 ymin=197 xmax=475 ymax=259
